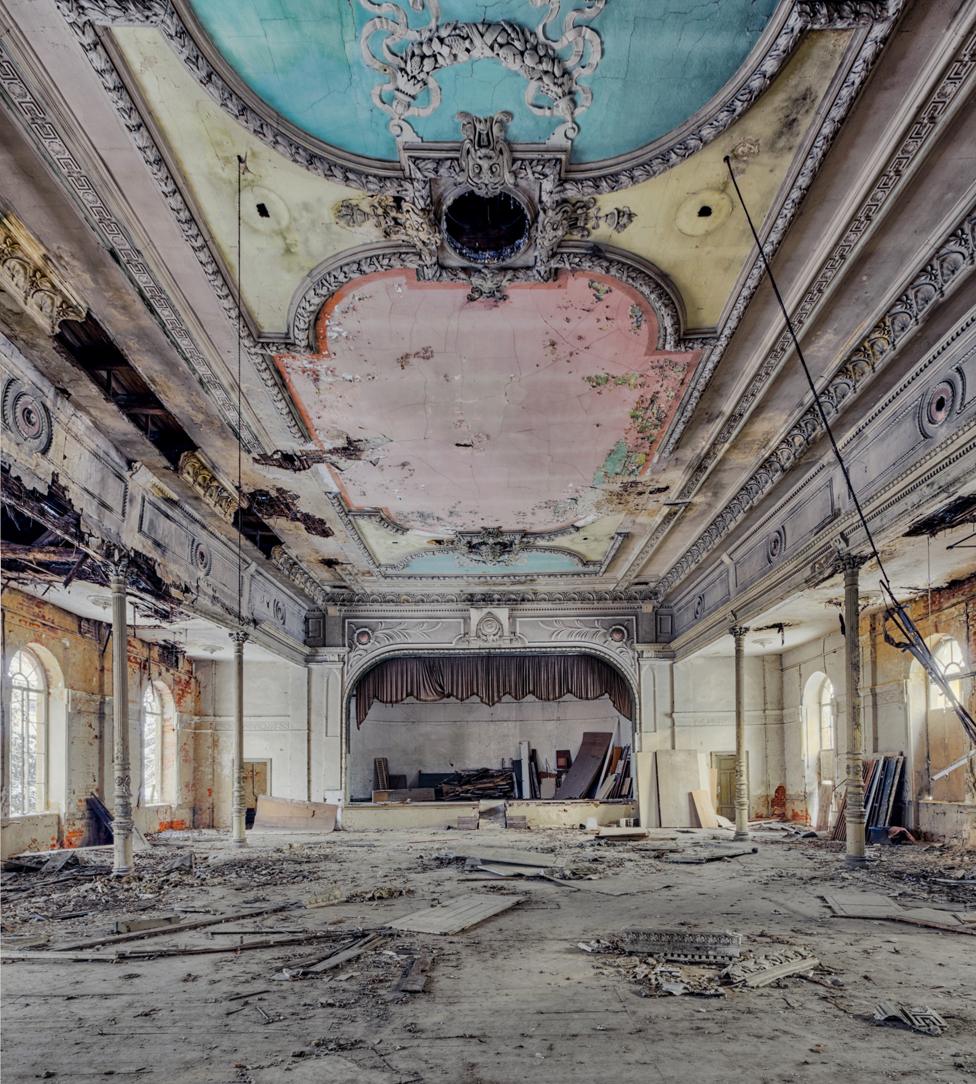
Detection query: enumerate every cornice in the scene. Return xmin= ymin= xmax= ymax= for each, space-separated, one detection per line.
xmin=622 ymin=23 xmax=976 ymax=583
xmin=668 ymin=424 xmax=976 ymax=661
xmin=654 ymin=11 xmax=903 ymax=462
xmin=0 ymin=213 xmax=87 ymax=333
xmin=675 ymin=24 xmax=976 ymax=497
xmin=658 ymin=206 xmax=976 ymax=597
xmin=0 ymin=38 xmax=268 ymax=453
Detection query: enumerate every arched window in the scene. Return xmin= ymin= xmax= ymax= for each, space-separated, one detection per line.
xmin=819 ymin=677 xmax=835 ymax=751
xmin=8 ymin=648 xmax=47 ymax=815
xmin=142 ymin=683 xmax=163 ymax=805
xmin=928 ymin=637 xmax=965 ymax=710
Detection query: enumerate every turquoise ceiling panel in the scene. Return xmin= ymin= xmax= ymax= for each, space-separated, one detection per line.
xmin=188 ymin=0 xmax=779 ymax=163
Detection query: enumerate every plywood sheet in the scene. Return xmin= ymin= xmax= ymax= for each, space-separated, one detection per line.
xmin=447 ymin=845 xmax=559 ymax=868
xmin=389 ymin=895 xmax=523 ymax=935
xmin=655 ymin=750 xmax=703 ymax=827
xmin=691 ymin=788 xmax=719 ymax=829
xmin=253 ymin=796 xmax=337 ymax=831
xmin=556 ymin=732 xmax=613 ymax=799
xmin=634 ymin=750 xmax=656 ymax=829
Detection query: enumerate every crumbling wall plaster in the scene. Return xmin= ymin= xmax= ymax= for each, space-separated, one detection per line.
xmin=1 ymin=588 xmax=196 ymax=856
xmin=781 ymin=573 xmax=976 ymax=838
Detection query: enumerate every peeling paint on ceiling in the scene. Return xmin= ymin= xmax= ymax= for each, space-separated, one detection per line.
xmin=276 ymin=270 xmax=700 ymax=537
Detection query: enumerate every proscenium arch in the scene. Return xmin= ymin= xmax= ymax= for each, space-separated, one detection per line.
xmin=345 ymin=643 xmax=639 ymax=717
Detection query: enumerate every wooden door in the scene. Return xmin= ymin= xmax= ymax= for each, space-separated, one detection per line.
xmin=713 ymin=754 xmax=736 ymax=821
xmin=243 ymin=760 xmax=269 ymax=824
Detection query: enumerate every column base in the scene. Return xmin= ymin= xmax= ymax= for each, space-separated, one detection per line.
xmin=733 ymin=830 xmax=751 ymax=842
xmin=111 ymin=866 xmax=133 ymax=877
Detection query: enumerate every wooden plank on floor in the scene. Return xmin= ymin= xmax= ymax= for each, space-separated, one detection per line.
xmin=388 ymin=895 xmax=524 ymax=935
xmin=447 ymin=846 xmax=559 ymax=868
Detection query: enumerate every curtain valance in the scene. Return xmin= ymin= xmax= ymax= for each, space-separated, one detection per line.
xmin=354 ymin=653 xmax=633 ymax=727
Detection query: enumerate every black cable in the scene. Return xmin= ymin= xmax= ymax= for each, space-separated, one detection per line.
xmin=236 ymin=154 xmax=245 ymax=628
xmin=724 ymin=156 xmax=975 ymax=743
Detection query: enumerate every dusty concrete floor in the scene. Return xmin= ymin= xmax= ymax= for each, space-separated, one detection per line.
xmin=2 ymin=826 xmax=975 ymax=1083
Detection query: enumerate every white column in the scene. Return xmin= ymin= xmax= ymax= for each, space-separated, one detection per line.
xmin=634 ymin=651 xmax=674 ymax=829
xmin=230 ymin=630 xmax=248 ymax=846
xmin=842 ymin=555 xmax=867 ymax=864
xmin=308 ymin=653 xmax=346 ymax=806
xmin=731 ymin=624 xmax=750 ymax=841
xmin=110 ymin=559 xmax=133 ymax=875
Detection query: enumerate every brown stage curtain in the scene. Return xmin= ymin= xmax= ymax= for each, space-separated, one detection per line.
xmin=355 ymin=653 xmax=633 ymax=726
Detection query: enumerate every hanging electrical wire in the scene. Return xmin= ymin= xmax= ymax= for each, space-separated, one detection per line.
xmin=236 ymin=154 xmax=246 ymax=627
xmin=724 ymin=157 xmax=976 ymax=757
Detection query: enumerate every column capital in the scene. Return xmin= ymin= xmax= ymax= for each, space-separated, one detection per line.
xmin=229 ymin=629 xmax=250 ymax=646
xmin=837 ymin=550 xmax=869 ymax=573
xmin=729 ymin=624 xmax=749 ymax=640
xmin=107 ymin=549 xmax=130 ymax=583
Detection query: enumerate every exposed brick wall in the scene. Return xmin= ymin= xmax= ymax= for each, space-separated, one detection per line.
xmin=1 ymin=587 xmax=198 ymax=851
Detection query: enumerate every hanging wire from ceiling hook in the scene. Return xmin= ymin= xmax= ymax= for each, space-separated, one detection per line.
xmin=724 ymin=156 xmax=975 ymax=753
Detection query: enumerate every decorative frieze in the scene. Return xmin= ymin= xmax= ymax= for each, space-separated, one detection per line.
xmin=177 ymin=451 xmax=241 ymax=523
xmin=657 ymin=205 xmax=976 ymax=598
xmin=0 ymin=214 xmax=86 ymax=333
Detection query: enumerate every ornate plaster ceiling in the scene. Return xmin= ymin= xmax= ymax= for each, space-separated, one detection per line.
xmin=112 ymin=22 xmax=848 ymax=336
xmin=35 ymin=0 xmax=904 ymax=593
xmin=275 ymin=269 xmax=698 ymax=573
xmin=186 ymin=0 xmax=779 ymax=164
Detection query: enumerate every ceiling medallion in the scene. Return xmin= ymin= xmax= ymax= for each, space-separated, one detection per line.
xmin=454 ymin=527 xmax=527 ymax=566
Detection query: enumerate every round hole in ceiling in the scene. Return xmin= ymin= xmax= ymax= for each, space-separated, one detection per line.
xmin=442 ymin=189 xmax=531 ymax=264
xmin=675 ymin=189 xmax=732 ymax=236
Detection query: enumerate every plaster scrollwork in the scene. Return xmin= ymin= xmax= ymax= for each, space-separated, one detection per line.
xmin=177 ymin=451 xmax=242 ymax=522
xmin=475 ymin=611 xmax=505 ymax=642
xmin=657 ymin=205 xmax=976 ymax=597
xmin=335 ymin=197 xmax=439 ymax=269
xmin=465 ymin=268 xmax=512 ymax=303
xmin=455 ymin=528 xmax=527 ymax=567
xmin=458 ymin=112 xmax=516 ymax=196
xmin=346 ymin=618 xmax=454 ymax=661
xmin=0 ymin=214 xmax=86 ymax=334
xmin=532 ymin=617 xmax=637 ymax=673
xmin=359 ymin=0 xmax=604 ymax=143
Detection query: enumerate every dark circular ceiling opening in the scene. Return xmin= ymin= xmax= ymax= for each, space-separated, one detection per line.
xmin=697 ymin=205 xmax=713 ymax=218
xmin=443 ymin=189 xmax=531 ymax=264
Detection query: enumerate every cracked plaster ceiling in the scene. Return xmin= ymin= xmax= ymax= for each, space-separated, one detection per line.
xmin=88 ymin=0 xmax=862 ymax=587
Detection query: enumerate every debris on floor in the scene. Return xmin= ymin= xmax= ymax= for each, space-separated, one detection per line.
xmin=873 ymin=1002 xmax=948 ymax=1036
xmin=387 ymin=894 xmax=525 ymax=934
xmin=721 ymin=947 xmax=819 ymax=987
